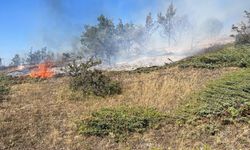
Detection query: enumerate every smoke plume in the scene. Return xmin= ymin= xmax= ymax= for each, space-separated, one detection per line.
xmin=32 ymin=0 xmax=250 ymax=68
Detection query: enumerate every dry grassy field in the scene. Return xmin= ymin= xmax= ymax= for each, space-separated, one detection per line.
xmin=2 ymin=65 xmax=249 ymax=150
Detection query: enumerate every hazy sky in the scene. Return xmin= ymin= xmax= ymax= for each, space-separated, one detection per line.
xmin=0 ymin=0 xmax=250 ymax=64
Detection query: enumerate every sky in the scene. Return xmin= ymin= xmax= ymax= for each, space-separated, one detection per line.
xmin=0 ymin=0 xmax=250 ymax=65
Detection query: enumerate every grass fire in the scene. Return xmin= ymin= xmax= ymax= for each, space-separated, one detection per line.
xmin=29 ymin=62 xmax=55 ymax=78
xmin=0 ymin=1 xmax=250 ymax=150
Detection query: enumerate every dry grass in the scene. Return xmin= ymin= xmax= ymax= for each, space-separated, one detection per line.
xmin=1 ymin=66 xmax=248 ymax=150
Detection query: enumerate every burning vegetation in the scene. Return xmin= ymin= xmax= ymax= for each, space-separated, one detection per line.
xmin=29 ymin=62 xmax=54 ymax=78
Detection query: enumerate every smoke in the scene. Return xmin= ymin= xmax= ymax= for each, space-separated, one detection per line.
xmin=131 ymin=0 xmax=250 ymax=57
xmin=31 ymin=0 xmax=250 ymax=68
xmin=38 ymin=0 xmax=81 ymax=53
xmin=114 ymin=0 xmax=250 ymax=67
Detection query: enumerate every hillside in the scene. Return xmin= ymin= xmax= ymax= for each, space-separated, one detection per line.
xmin=0 ymin=44 xmax=250 ymax=149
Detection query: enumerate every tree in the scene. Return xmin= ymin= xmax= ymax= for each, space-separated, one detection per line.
xmin=231 ymin=10 xmax=250 ymax=44
xmin=157 ymin=2 xmax=177 ymax=46
xmin=25 ymin=47 xmax=54 ymax=65
xmin=146 ymin=12 xmax=154 ymax=29
xmin=116 ymin=19 xmax=125 ymax=35
xmin=145 ymin=12 xmax=158 ymax=41
xmin=80 ymin=15 xmax=147 ymax=64
xmin=0 ymin=58 xmax=2 ymax=66
xmin=97 ymin=15 xmax=117 ymax=64
xmin=81 ymin=15 xmax=117 ymax=64
xmin=11 ymin=54 xmax=21 ymax=66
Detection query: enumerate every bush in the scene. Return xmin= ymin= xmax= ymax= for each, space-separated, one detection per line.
xmin=67 ymin=58 xmax=121 ymax=97
xmin=78 ymin=107 xmax=165 ymax=141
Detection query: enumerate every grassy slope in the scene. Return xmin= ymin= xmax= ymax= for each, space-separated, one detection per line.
xmin=197 ymin=69 xmax=250 ymax=121
xmin=176 ymin=68 xmax=250 ymax=123
xmin=0 ymin=44 xmax=250 ymax=149
xmin=177 ymin=44 xmax=250 ymax=69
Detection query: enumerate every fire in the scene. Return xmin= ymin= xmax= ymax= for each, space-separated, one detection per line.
xmin=29 ymin=62 xmax=54 ymax=78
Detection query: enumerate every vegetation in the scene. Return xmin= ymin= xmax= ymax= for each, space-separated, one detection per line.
xmin=81 ymin=14 xmax=145 ymax=64
xmin=0 ymin=85 xmax=9 ymax=101
xmin=78 ymin=107 xmax=165 ymax=141
xmin=177 ymin=44 xmax=250 ymax=69
xmin=0 ymin=73 xmax=42 ymax=102
xmin=231 ymin=10 xmax=250 ymax=45
xmin=0 ymin=74 xmax=11 ymax=101
xmin=1 ymin=50 xmax=249 ymax=148
xmin=10 ymin=54 xmax=22 ymax=66
xmin=2 ymin=8 xmax=250 ymax=150
xmin=67 ymin=58 xmax=121 ymax=97
xmin=177 ymin=68 xmax=250 ymax=124
xmin=80 ymin=3 xmax=191 ymax=64
xmin=25 ymin=47 xmax=55 ymax=65
xmin=9 ymin=47 xmax=56 ymax=66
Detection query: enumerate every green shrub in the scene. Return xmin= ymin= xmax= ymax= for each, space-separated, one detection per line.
xmin=67 ymin=58 xmax=121 ymax=97
xmin=78 ymin=107 xmax=165 ymax=141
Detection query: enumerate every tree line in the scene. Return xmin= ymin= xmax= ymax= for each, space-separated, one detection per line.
xmin=7 ymin=47 xmax=74 ymax=67
xmin=79 ymin=2 xmax=194 ymax=64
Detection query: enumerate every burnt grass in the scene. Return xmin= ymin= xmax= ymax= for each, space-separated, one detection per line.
xmin=0 ymin=44 xmax=250 ymax=149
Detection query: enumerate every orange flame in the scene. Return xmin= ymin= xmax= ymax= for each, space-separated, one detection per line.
xmin=29 ymin=62 xmax=54 ymax=78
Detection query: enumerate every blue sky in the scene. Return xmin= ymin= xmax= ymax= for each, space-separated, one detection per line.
xmin=0 ymin=0 xmax=250 ymax=65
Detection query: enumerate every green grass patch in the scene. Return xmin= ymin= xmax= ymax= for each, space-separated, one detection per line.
xmin=0 ymin=74 xmax=42 ymax=101
xmin=0 ymin=74 xmax=13 ymax=85
xmin=78 ymin=106 xmax=165 ymax=141
xmin=177 ymin=44 xmax=250 ymax=69
xmin=1 ymin=74 xmax=34 ymax=85
xmin=0 ymin=74 xmax=12 ymax=101
xmin=0 ymin=85 xmax=9 ymax=101
xmin=177 ymin=69 xmax=250 ymax=124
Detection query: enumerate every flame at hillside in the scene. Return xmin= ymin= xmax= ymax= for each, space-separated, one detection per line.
xmin=29 ymin=62 xmax=54 ymax=78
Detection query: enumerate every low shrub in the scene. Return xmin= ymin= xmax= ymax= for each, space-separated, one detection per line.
xmin=66 ymin=58 xmax=121 ymax=97
xmin=78 ymin=107 xmax=165 ymax=141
